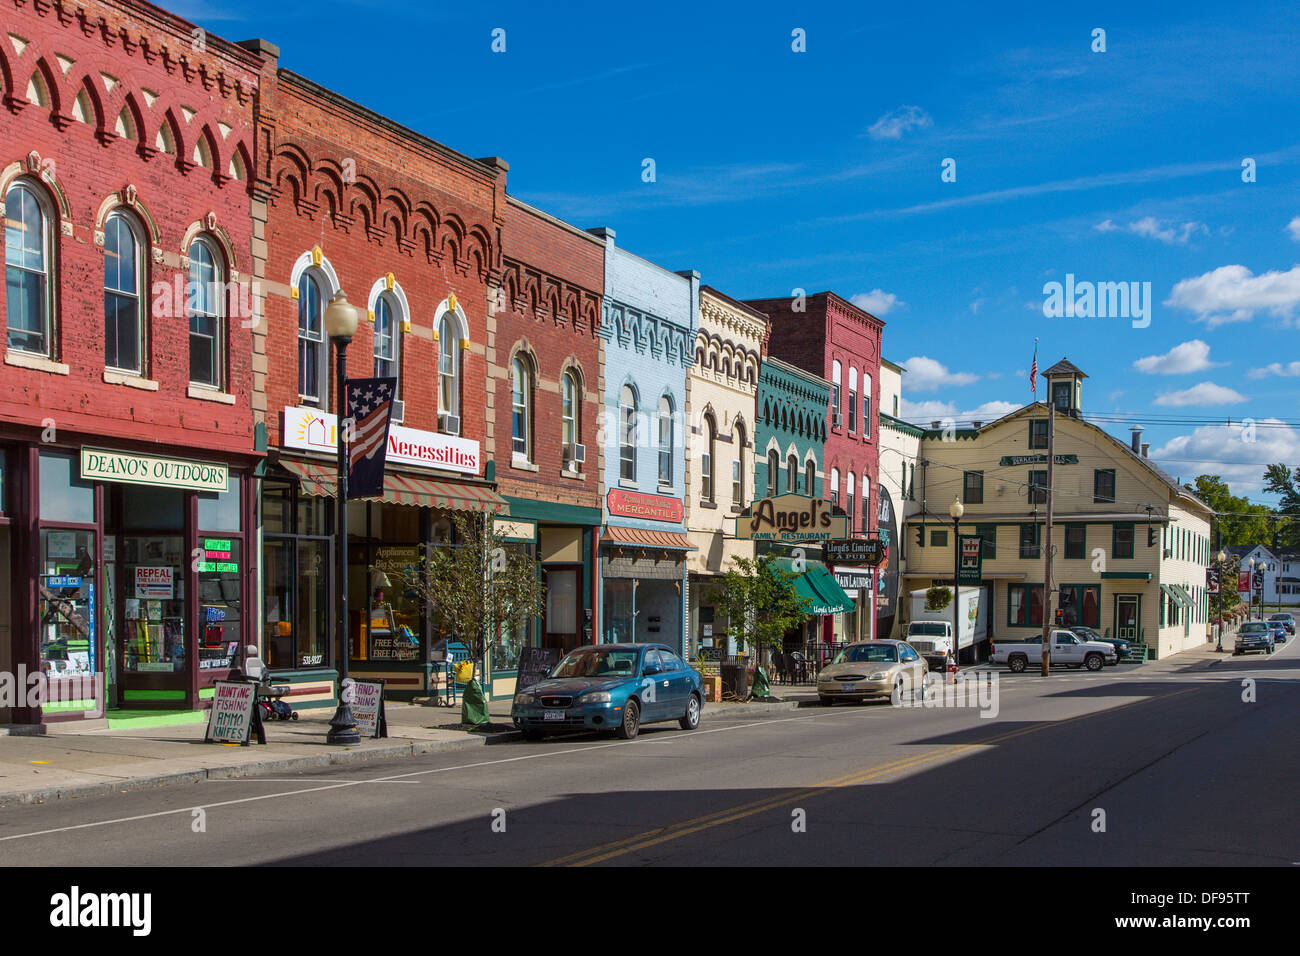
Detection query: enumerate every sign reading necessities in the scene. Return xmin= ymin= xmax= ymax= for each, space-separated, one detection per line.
xmin=283 ymin=406 xmax=481 ymax=476
xmin=206 ymin=681 xmax=257 ymax=744
xmin=82 ymin=447 xmax=228 ymax=492
xmin=825 ymin=538 xmax=885 ymax=566
xmin=734 ymin=494 xmax=848 ymax=542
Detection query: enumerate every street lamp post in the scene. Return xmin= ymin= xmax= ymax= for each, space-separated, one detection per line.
xmin=949 ymin=498 xmax=964 ymax=675
xmin=325 ymin=290 xmax=361 ymax=747
xmin=1215 ymin=549 xmax=1226 ymax=652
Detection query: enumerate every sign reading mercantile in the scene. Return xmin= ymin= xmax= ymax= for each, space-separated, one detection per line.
xmin=82 ymin=447 xmax=228 ymax=492
xmin=999 ymin=454 xmax=1078 ymax=466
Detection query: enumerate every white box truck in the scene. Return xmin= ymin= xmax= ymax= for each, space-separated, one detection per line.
xmin=905 ymin=589 xmax=986 ymax=668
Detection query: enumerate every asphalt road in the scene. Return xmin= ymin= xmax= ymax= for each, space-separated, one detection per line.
xmin=2 ymin=641 xmax=1297 ymax=866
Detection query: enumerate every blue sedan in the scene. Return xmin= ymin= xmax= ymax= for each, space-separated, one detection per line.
xmin=511 ymin=643 xmax=703 ymax=741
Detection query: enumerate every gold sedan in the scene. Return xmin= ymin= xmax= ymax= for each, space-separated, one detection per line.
xmin=816 ymin=640 xmax=929 ymax=705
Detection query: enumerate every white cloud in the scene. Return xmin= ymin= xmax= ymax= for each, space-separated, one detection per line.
xmin=867 ymin=105 xmax=933 ymax=141
xmin=1132 ymin=339 xmax=1222 ymax=375
xmin=1248 ymin=361 xmax=1300 ymax=379
xmin=1166 ymin=264 xmax=1300 ymax=327
xmin=850 ymin=289 xmax=902 ymax=316
xmin=1150 ymin=420 xmax=1300 ymax=494
xmin=1153 ymin=381 xmax=1248 ymax=407
xmin=901 ymin=356 xmax=979 ymax=391
xmin=1095 ymin=216 xmax=1207 ymax=244
xmin=1287 ymin=217 xmax=1300 ymax=241
xmin=969 ymin=298 xmax=986 ymax=314
xmin=900 ymin=399 xmax=1019 ymax=424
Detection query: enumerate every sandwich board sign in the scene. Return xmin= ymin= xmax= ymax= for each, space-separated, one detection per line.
xmin=206 ymin=680 xmax=259 ymax=745
xmin=344 ymin=677 xmax=388 ymax=738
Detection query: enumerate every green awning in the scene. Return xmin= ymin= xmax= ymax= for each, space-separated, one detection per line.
xmin=1170 ymin=584 xmax=1195 ymax=609
xmin=772 ymin=558 xmax=857 ymax=615
xmin=1161 ymin=583 xmax=1192 ymax=610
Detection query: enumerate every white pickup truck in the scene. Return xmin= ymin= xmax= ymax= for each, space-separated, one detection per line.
xmin=991 ymin=630 xmax=1117 ymax=672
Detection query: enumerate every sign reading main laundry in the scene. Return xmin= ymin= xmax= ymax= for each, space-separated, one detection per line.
xmin=81 ymin=447 xmax=229 ymax=492
xmin=282 ymin=406 xmax=481 ymax=476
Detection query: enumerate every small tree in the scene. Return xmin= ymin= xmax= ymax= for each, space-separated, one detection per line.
xmin=1210 ymin=553 xmax=1242 ymax=622
xmin=708 ymin=555 xmax=813 ymax=670
xmin=379 ymin=513 xmax=542 ymax=721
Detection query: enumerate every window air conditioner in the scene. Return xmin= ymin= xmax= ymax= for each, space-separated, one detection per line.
xmin=439 ymin=412 xmax=460 ymax=435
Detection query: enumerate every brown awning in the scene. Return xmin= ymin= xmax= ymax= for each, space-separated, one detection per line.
xmin=602 ymin=526 xmax=696 ymax=551
xmin=278 ymin=458 xmax=508 ymax=514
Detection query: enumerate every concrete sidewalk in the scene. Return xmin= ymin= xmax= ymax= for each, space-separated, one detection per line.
xmin=0 ymin=690 xmax=816 ymax=806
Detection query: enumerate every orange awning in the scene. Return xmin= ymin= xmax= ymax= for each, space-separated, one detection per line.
xmin=278 ymin=458 xmax=508 ymax=514
xmin=602 ymin=526 xmax=696 ymax=551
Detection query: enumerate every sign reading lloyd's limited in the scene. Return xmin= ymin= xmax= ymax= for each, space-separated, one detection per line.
xmin=81 ymin=447 xmax=228 ymax=492
xmin=282 ymin=406 xmax=481 ymax=476
xmin=825 ymin=538 xmax=885 ymax=566
xmin=606 ymin=489 xmax=684 ymax=523
xmin=735 ymin=494 xmax=848 ymax=542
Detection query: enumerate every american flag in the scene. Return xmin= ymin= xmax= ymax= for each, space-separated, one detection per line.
xmin=1029 ymin=340 xmax=1038 ymax=396
xmin=346 ymin=377 xmax=397 ymax=499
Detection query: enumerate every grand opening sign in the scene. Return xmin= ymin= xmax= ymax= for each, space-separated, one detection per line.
xmin=283 ymin=406 xmax=481 ymax=476
xmin=734 ymin=494 xmax=848 ymax=542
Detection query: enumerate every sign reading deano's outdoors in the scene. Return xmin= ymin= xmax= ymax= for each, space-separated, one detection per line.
xmin=82 ymin=447 xmax=229 ymax=492
xmin=734 ymin=494 xmax=849 ymax=542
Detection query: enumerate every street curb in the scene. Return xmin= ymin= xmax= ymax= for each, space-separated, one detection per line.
xmin=0 ymin=700 xmax=810 ymax=807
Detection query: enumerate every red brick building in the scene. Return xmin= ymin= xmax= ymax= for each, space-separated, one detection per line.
xmin=248 ymin=47 xmax=517 ymax=703
xmin=490 ymin=197 xmax=604 ymax=681
xmin=746 ymin=291 xmax=884 ymax=641
xmin=0 ymin=0 xmax=264 ymax=723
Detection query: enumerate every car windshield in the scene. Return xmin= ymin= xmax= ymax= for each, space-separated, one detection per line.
xmin=550 ymin=648 xmax=641 ymax=678
xmin=835 ymin=644 xmax=899 ymax=664
xmin=909 ymin=623 xmax=948 ymax=636
xmin=1268 ymin=615 xmax=1290 ymax=622
xmin=1239 ymin=624 xmax=1267 ymax=634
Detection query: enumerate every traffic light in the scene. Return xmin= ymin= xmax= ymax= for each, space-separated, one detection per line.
xmin=1054 ymin=608 xmax=1063 ymax=625
xmin=1148 ymin=527 xmax=1157 ymax=547
xmin=915 ymin=526 xmax=925 ymax=548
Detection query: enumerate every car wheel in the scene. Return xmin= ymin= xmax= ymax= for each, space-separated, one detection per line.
xmin=521 ymin=727 xmax=545 ymax=742
xmin=1009 ymin=655 xmax=1027 ymax=673
xmin=820 ymin=696 xmax=834 ymax=706
xmin=616 ymin=698 xmax=641 ymax=739
xmin=1085 ymin=653 xmax=1104 ymax=672
xmin=679 ymin=693 xmax=701 ymax=730
xmin=893 ymin=676 xmax=905 ymax=702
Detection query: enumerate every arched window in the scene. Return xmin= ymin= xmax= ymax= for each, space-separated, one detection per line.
xmin=619 ymin=385 xmax=638 ymax=482
xmin=438 ymin=313 xmax=459 ymax=434
xmin=863 ymin=373 xmax=873 ymax=439
xmin=848 ymin=366 xmax=858 ymax=433
xmin=805 ymin=459 xmax=816 ymax=498
xmin=562 ymin=370 xmax=580 ymax=468
xmin=297 ymin=271 xmax=326 ymax=407
xmin=511 ymin=357 xmax=531 ymax=461
xmin=831 ymin=360 xmax=843 ymax=428
xmin=701 ymin=414 xmax=716 ymax=502
xmin=847 ymin=472 xmax=856 ymax=530
xmin=788 ymin=454 xmax=798 ymax=495
xmin=373 ymin=294 xmax=400 ymax=399
xmin=862 ymin=474 xmax=871 ymax=534
xmin=831 ymin=468 xmax=840 ymax=507
xmin=768 ymin=450 xmax=780 ymax=496
xmin=658 ymin=394 xmax=674 ymax=486
xmin=187 ymin=237 xmax=223 ymax=388
xmin=104 ymin=210 xmax=144 ymax=373
xmin=733 ymin=421 xmax=746 ymax=506
xmin=5 ymin=180 xmax=53 ymax=357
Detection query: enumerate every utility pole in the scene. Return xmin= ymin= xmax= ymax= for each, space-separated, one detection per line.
xmin=1040 ymin=402 xmax=1055 ymax=676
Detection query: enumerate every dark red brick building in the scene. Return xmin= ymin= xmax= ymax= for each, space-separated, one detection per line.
xmin=0 ymin=0 xmax=264 ymax=723
xmin=746 ymin=291 xmax=884 ymax=641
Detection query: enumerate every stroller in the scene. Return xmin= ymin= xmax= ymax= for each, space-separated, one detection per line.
xmin=236 ymin=645 xmax=298 ymax=721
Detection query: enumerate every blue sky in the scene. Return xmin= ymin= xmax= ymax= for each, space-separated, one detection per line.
xmin=181 ymin=0 xmax=1300 ymax=501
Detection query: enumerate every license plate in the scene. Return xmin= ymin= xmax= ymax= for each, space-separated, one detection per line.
xmin=840 ymin=683 xmax=856 ymax=692
xmin=543 ymin=710 xmax=565 ymax=721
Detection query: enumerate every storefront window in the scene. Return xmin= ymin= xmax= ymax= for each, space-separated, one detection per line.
xmin=368 ymin=546 xmax=423 ymax=662
xmin=1058 ymin=585 xmax=1100 ymax=628
xmin=123 ymin=487 xmax=183 ymax=531
xmin=121 ymin=535 xmax=185 ymax=673
xmin=604 ymin=578 xmax=634 ymax=643
xmin=39 ymin=529 xmax=97 ymax=681
xmin=263 ymin=482 xmax=332 ymax=670
xmin=39 ymin=451 xmax=94 ymax=523
xmin=197 ymin=536 xmax=242 ymax=672
xmin=197 ymin=475 xmax=242 ymax=532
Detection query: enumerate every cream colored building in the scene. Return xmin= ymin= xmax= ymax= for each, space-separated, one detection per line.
xmin=683 ymin=287 xmax=768 ymax=657
xmin=901 ymin=359 xmax=1214 ymax=661
xmin=874 ymin=357 xmax=922 ymax=640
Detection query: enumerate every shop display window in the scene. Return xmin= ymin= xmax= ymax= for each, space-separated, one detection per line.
xmin=39 ymin=529 xmax=97 ymax=680
xmin=39 ymin=451 xmax=94 ymax=524
xmin=197 ymin=534 xmax=242 ymax=671
xmin=121 ymin=535 xmax=185 ymax=673
xmin=197 ymin=475 xmax=242 ymax=532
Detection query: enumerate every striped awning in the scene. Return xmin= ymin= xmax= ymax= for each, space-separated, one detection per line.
xmin=278 ymin=458 xmax=507 ymax=514
xmin=602 ymin=526 xmax=697 ymax=551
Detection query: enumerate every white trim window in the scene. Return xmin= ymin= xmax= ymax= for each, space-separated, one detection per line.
xmin=620 ymin=385 xmax=638 ymax=482
xmin=862 ymin=474 xmax=871 ymax=534
xmin=847 ymin=472 xmax=856 ymax=531
xmin=733 ymin=421 xmax=746 ymax=506
xmin=438 ymin=313 xmax=459 ymax=433
xmin=831 ymin=360 xmax=842 ymax=428
xmin=562 ymin=370 xmax=580 ymax=466
xmin=768 ymin=449 xmax=780 ymax=496
xmin=373 ymin=294 xmax=400 ymax=384
xmin=702 ymin=414 xmax=716 ymax=502
xmin=658 ymin=394 xmax=674 ymax=486
xmin=511 ymin=357 xmax=531 ymax=461
xmin=104 ymin=210 xmax=144 ymax=374
xmin=5 ymin=180 xmax=53 ymax=357
xmin=788 ymin=454 xmax=798 ymax=495
xmin=863 ymin=373 xmax=872 ymax=439
xmin=805 ymin=459 xmax=816 ymax=498
xmin=187 ymin=237 xmax=223 ymax=388
xmin=297 ymin=271 xmax=326 ymax=407
xmin=848 ymin=366 xmax=858 ymax=433
xmin=831 ymin=468 xmax=840 ymax=507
